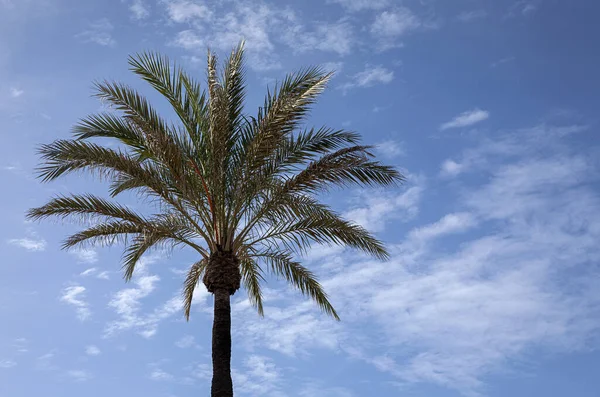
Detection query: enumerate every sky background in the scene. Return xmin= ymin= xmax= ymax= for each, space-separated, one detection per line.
xmin=1 ymin=0 xmax=600 ymax=396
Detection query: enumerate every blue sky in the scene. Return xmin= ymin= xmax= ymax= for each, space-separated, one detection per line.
xmin=1 ymin=0 xmax=600 ymax=396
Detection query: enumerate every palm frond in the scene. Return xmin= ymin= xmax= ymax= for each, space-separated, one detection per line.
xmin=245 ymin=200 xmax=388 ymax=260
xmin=183 ymin=258 xmax=208 ymax=320
xmin=239 ymin=253 xmax=265 ymax=316
xmin=27 ymin=194 xmax=147 ymax=224
xmin=284 ymin=145 xmax=403 ymax=194
xmin=251 ymin=249 xmax=339 ymax=320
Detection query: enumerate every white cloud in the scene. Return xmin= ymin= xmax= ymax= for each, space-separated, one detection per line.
xmin=76 ymin=19 xmax=115 ymax=46
xmin=172 ymin=29 xmax=205 ymax=51
xmin=440 ymin=159 xmax=464 ymax=177
xmin=167 ymin=1 xmax=357 ymax=70
xmin=299 ymin=383 xmax=356 ymax=397
xmin=69 ymin=248 xmax=98 ymax=264
xmin=371 ymin=8 xmax=421 ymax=38
xmin=439 ymin=124 xmax=588 ymax=178
xmin=130 ymin=0 xmax=149 ymax=20
xmin=508 ymin=0 xmax=541 ymax=17
xmin=344 ymin=182 xmax=423 ymax=233
xmin=440 ymin=109 xmax=490 ymax=130
xmin=96 ymin=271 xmax=110 ymax=280
xmin=85 ymin=345 xmax=101 ymax=356
xmin=10 ymin=87 xmax=24 ymax=98
xmin=376 ymin=140 xmax=404 ymax=158
xmin=168 ymin=2 xmax=280 ymax=71
xmin=328 ymin=0 xmax=389 ymax=12
xmin=35 ymin=352 xmax=57 ymax=371
xmin=0 ymin=359 xmax=16 ymax=368
xmin=456 ymin=10 xmax=488 ymax=22
xmin=7 ymin=237 xmax=47 ymax=251
xmin=330 ymin=123 xmax=600 ymax=395
xmin=66 ymin=369 xmax=92 ymax=382
xmin=321 ymin=62 xmax=343 ymax=76
xmin=60 ymin=286 xmax=91 ymax=321
xmin=104 ymin=255 xmax=210 ymax=338
xmin=13 ymin=338 xmax=28 ymax=353
xmin=232 ymin=355 xmax=281 ymax=396
xmin=175 ymin=335 xmax=199 ymax=349
xmin=164 ymin=0 xmax=211 ymax=23
xmin=283 ymin=20 xmax=355 ymax=56
xmin=149 ymin=368 xmax=174 ymax=381
xmin=491 ymin=56 xmax=515 ymax=68
xmin=80 ymin=268 xmax=97 ymax=277
xmin=339 ymin=65 xmax=394 ymax=91
xmin=408 ymin=212 xmax=476 ymax=241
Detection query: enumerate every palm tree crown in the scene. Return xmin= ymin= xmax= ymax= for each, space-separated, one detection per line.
xmin=28 ymin=42 xmax=402 ymax=396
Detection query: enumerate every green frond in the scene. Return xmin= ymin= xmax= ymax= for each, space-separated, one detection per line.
xmin=245 ymin=203 xmax=389 ymax=260
xmin=72 ymin=112 xmax=149 ymax=158
xmin=35 ymin=138 xmax=157 ymax=183
xmin=238 ymin=66 xmax=333 ymax=177
xmin=62 ymin=220 xmax=142 ymax=249
xmin=223 ymin=40 xmax=247 ymax=133
xmin=284 ymin=145 xmax=403 ymax=194
xmin=239 ymin=255 xmax=265 ymax=316
xmin=251 ymin=249 xmax=339 ymax=320
xmin=183 ymin=259 xmax=208 ymax=320
xmin=121 ymin=231 xmax=169 ymax=281
xmin=128 ymin=51 xmax=210 ymax=152
xmin=27 ymin=194 xmax=147 ymax=224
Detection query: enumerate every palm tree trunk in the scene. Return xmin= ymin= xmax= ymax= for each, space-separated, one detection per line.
xmin=211 ymin=288 xmax=234 ymax=397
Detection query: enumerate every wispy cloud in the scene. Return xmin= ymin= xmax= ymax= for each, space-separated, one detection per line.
xmin=344 ymin=181 xmax=423 ymax=233
xmin=376 ymin=140 xmax=405 ymax=158
xmin=60 ymin=286 xmax=91 ymax=321
xmin=339 ymin=65 xmax=394 ymax=91
xmin=491 ymin=56 xmax=515 ymax=68
xmin=327 ymin=0 xmax=389 ymax=12
xmin=104 ymin=255 xmax=210 ymax=338
xmin=440 ymin=109 xmax=490 ymax=130
xmin=69 ymin=248 xmax=98 ymax=264
xmin=439 ymin=124 xmax=588 ymax=178
xmin=66 ymin=369 xmax=92 ymax=382
xmin=175 ymin=335 xmax=200 ymax=349
xmin=0 ymin=359 xmax=16 ymax=368
xmin=168 ymin=1 xmax=280 ymax=71
xmin=164 ymin=0 xmax=212 ymax=23
xmin=76 ymin=19 xmax=115 ymax=46
xmin=440 ymin=159 xmax=464 ymax=177
xmin=283 ymin=19 xmax=355 ymax=56
xmin=232 ymin=355 xmax=281 ymax=396
xmin=508 ymin=0 xmax=542 ymax=17
xmin=166 ymin=1 xmax=357 ymax=71
xmin=456 ymin=10 xmax=488 ymax=22
xmin=85 ymin=345 xmax=101 ymax=356
xmin=149 ymin=368 xmax=174 ymax=381
xmin=130 ymin=0 xmax=149 ymax=20
xmin=10 ymin=87 xmax=24 ymax=98
xmin=370 ymin=8 xmax=421 ymax=50
xmin=7 ymin=237 xmax=47 ymax=252
xmin=35 ymin=352 xmax=57 ymax=371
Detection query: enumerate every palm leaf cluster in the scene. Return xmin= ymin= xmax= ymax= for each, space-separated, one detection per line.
xmin=28 ymin=42 xmax=403 ymax=321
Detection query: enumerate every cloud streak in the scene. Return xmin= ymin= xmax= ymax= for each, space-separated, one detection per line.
xmin=440 ymin=109 xmax=490 ymax=130
xmin=60 ymin=286 xmax=91 ymax=321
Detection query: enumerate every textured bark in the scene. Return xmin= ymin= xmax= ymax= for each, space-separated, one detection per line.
xmin=204 ymin=249 xmax=240 ymax=397
xmin=211 ymin=288 xmax=233 ymax=397
xmin=203 ymin=249 xmax=241 ymax=294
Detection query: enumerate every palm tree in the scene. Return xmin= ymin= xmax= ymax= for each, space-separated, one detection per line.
xmin=27 ymin=42 xmax=402 ymax=396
